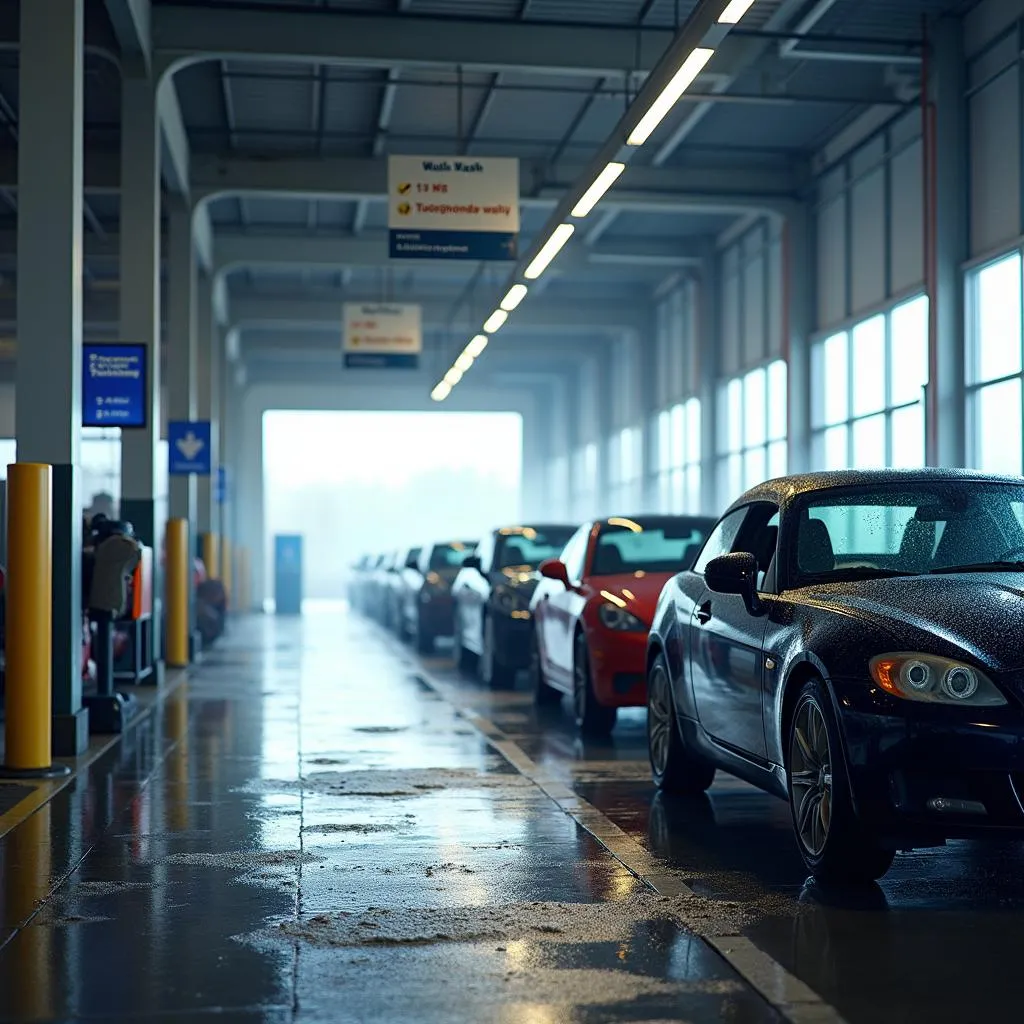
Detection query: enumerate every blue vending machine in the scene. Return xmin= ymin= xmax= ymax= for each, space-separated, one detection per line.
xmin=274 ymin=534 xmax=303 ymax=615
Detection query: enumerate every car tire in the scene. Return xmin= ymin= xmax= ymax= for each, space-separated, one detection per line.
xmin=647 ymin=652 xmax=715 ymax=794
xmin=574 ymin=632 xmax=616 ymax=736
xmin=787 ymin=677 xmax=895 ymax=885
xmin=530 ymin=629 xmax=561 ymax=707
xmin=453 ymin=615 xmax=475 ymax=674
xmin=481 ymin=615 xmax=516 ymax=690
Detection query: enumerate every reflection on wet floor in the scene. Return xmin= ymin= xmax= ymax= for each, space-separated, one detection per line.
xmin=4 ymin=607 xmax=1024 ymax=1023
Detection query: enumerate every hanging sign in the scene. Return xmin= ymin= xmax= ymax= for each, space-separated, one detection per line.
xmin=343 ymin=303 xmax=422 ymax=369
xmin=168 ymin=420 xmax=212 ymax=476
xmin=387 ymin=155 xmax=519 ymax=261
xmin=82 ymin=343 xmax=147 ymax=428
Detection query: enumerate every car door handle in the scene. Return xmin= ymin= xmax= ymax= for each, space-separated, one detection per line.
xmin=696 ymin=601 xmax=712 ymax=624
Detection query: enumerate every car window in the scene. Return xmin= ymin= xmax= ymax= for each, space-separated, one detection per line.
xmin=426 ymin=541 xmax=476 ymax=571
xmin=494 ymin=526 xmax=577 ymax=570
xmin=793 ymin=482 xmax=1024 ymax=582
xmin=733 ymin=505 xmax=780 ymax=593
xmin=693 ymin=508 xmax=749 ymax=575
xmin=591 ymin=518 xmax=713 ymax=576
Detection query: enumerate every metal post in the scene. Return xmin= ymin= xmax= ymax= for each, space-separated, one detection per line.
xmin=932 ymin=19 xmax=968 ymax=468
xmin=784 ymin=205 xmax=814 ymax=474
xmin=698 ymin=242 xmax=720 ymax=515
xmin=196 ymin=273 xmax=218 ymax=535
xmin=165 ymin=518 xmax=190 ymax=668
xmin=15 ymin=0 xmax=88 ymax=755
xmin=118 ymin=73 xmax=163 ymax=682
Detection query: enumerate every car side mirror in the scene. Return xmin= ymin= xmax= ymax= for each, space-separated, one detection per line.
xmin=463 ymin=554 xmax=482 ymax=573
xmin=704 ymin=552 xmax=764 ymax=616
xmin=539 ymin=558 xmax=570 ymax=588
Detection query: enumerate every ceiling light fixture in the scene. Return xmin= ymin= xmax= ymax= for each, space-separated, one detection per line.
xmin=524 ymin=223 xmax=575 ymax=280
xmin=483 ymin=309 xmax=508 ymax=333
xmin=431 ymin=381 xmax=452 ymax=402
xmin=627 ymin=47 xmax=715 ymax=146
xmin=455 ymin=351 xmax=474 ymax=372
xmin=467 ymin=334 xmax=489 ymax=357
xmin=500 ymin=283 xmax=529 ymax=312
xmin=444 ymin=366 xmax=463 ymax=386
xmin=718 ymin=0 xmax=757 ymax=23
xmin=571 ymin=162 xmax=626 ymax=218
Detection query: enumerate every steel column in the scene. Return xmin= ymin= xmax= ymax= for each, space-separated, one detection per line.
xmin=195 ymin=272 xmax=218 ymax=534
xmin=15 ymin=0 xmax=88 ymax=754
xmin=784 ymin=206 xmax=814 ymax=474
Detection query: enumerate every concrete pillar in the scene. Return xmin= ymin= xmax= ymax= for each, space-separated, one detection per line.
xmin=784 ymin=205 xmax=814 ymax=475
xmin=118 ymin=73 xmax=162 ymax=676
xmin=15 ymin=0 xmax=88 ymax=754
xmin=195 ymin=273 xmax=218 ymax=534
xmin=167 ymin=200 xmax=197 ymax=526
xmin=931 ymin=19 xmax=968 ymax=468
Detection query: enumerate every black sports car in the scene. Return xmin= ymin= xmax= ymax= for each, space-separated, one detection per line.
xmin=646 ymin=469 xmax=1024 ymax=884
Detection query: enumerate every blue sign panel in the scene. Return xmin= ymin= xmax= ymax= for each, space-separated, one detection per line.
xmin=215 ymin=466 xmax=228 ymax=504
xmin=343 ymin=352 xmax=419 ymax=369
xmin=274 ymin=534 xmax=303 ymax=615
xmin=168 ymin=421 xmax=212 ymax=476
xmin=388 ymin=229 xmax=517 ymax=262
xmin=82 ymin=343 xmax=147 ymax=428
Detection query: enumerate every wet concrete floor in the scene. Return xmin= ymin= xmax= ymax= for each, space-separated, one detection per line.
xmin=1 ymin=605 xmax=1022 ymax=1022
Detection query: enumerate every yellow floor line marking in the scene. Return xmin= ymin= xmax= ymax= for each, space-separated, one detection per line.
xmin=418 ymin=671 xmax=850 ymax=1024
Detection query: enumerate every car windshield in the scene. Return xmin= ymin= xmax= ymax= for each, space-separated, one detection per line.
xmin=592 ymin=517 xmax=712 ymax=575
xmin=495 ymin=527 xmax=576 ymax=569
xmin=793 ymin=482 xmax=1024 ymax=584
xmin=429 ymin=541 xmax=477 ymax=570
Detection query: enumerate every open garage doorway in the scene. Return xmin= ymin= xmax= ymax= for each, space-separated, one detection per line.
xmin=262 ymin=410 xmax=523 ymax=608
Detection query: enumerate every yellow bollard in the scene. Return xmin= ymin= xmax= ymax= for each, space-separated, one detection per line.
xmin=201 ymin=531 xmax=220 ymax=580
xmin=221 ymin=535 xmax=232 ymax=608
xmin=2 ymin=463 xmax=68 ymax=778
xmin=165 ymin=518 xmax=190 ymax=668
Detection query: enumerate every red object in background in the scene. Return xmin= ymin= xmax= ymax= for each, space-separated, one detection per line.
xmin=531 ymin=516 xmax=713 ymax=712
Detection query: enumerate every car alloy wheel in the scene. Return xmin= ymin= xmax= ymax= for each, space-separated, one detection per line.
xmin=646 ymin=653 xmax=714 ymax=794
xmin=789 ymin=696 xmax=832 ymax=857
xmin=647 ymin=662 xmax=674 ymax=777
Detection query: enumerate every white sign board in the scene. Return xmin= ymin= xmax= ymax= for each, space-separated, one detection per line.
xmin=387 ymin=155 xmax=520 ymax=261
xmin=343 ymin=303 xmax=422 ymax=369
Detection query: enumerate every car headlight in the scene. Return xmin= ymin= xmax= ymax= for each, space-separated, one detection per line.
xmin=598 ymin=603 xmax=646 ymax=632
xmin=869 ymin=653 xmax=1007 ymax=707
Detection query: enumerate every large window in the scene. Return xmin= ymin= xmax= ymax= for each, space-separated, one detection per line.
xmin=571 ymin=442 xmax=598 ymax=519
xmin=653 ymin=398 xmax=701 ymax=514
xmin=968 ymin=253 xmax=1023 ymax=475
xmin=608 ymin=425 xmax=642 ymax=515
xmin=716 ymin=361 xmax=787 ymax=504
xmin=810 ymin=294 xmax=928 ymax=472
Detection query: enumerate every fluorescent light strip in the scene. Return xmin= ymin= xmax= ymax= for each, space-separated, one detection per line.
xmin=483 ymin=309 xmax=508 ymax=334
xmin=571 ymin=161 xmax=626 ymax=218
xmin=524 ymin=223 xmax=575 ymax=281
xmin=431 ymin=381 xmax=451 ymax=402
xmin=444 ymin=366 xmax=463 ymax=386
xmin=467 ymin=334 xmax=488 ymax=357
xmin=500 ymin=283 xmax=528 ymax=312
xmin=627 ymin=47 xmax=715 ymax=146
xmin=455 ymin=351 xmax=474 ymax=372
xmin=719 ymin=0 xmax=756 ymax=23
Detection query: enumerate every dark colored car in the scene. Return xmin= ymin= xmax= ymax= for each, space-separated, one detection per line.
xmin=530 ymin=515 xmax=714 ymax=735
xmin=399 ymin=540 xmax=478 ymax=652
xmin=646 ymin=468 xmax=1024 ymax=884
xmin=348 ymin=554 xmax=374 ymax=613
xmin=452 ymin=524 xmax=577 ymax=688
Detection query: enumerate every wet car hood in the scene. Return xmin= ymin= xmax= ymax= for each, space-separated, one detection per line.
xmin=589 ymin=572 xmax=673 ymax=625
xmin=798 ymin=573 xmax=1024 ymax=671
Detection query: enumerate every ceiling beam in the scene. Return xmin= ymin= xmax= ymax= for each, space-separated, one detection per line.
xmin=0 ymin=151 xmax=800 ymax=215
xmin=103 ymin=0 xmax=151 ymax=74
xmin=152 ymin=5 xmax=672 ymax=79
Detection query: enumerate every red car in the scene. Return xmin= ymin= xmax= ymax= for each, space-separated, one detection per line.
xmin=529 ymin=515 xmax=715 ymax=735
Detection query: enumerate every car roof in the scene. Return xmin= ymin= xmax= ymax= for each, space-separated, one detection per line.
xmin=730 ymin=468 xmax=1024 ymax=515
xmin=493 ymin=523 xmax=577 ymax=535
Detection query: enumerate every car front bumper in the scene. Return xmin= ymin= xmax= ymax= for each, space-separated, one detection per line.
xmin=833 ymin=677 xmax=1024 ymax=842
xmin=589 ymin=630 xmax=647 ymax=708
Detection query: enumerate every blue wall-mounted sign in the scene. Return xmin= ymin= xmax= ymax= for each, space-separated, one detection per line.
xmin=168 ymin=421 xmax=212 ymax=476
xmin=82 ymin=343 xmax=147 ymax=428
